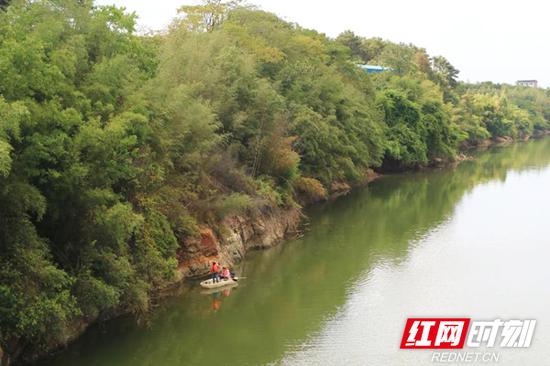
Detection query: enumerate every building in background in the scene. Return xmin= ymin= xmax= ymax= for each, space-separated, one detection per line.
xmin=516 ymin=80 xmax=538 ymax=88
xmin=359 ymin=64 xmax=392 ymax=74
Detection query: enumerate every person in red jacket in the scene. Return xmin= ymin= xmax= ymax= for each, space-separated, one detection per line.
xmin=221 ymin=266 xmax=230 ymax=280
xmin=210 ymin=261 xmax=220 ymax=283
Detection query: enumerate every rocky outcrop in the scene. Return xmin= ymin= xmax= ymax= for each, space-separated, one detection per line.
xmin=176 ymin=206 xmax=302 ymax=279
xmin=494 ymin=136 xmax=513 ymax=144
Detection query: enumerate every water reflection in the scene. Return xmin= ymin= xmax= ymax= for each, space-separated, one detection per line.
xmin=202 ymin=285 xmax=238 ymax=312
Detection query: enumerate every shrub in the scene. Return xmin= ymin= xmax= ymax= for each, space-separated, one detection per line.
xmin=293 ymin=176 xmax=327 ymax=203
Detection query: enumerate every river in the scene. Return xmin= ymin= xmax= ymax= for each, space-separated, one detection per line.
xmin=39 ymin=138 xmax=550 ymax=366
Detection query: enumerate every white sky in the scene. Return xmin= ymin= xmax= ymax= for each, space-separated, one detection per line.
xmin=95 ymin=0 xmax=549 ymax=87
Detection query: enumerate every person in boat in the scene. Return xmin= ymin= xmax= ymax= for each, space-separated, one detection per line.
xmin=210 ymin=261 xmax=220 ymax=283
xmin=221 ymin=266 xmax=231 ymax=280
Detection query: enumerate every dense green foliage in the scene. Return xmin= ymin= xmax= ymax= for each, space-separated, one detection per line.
xmin=337 ymin=31 xmax=550 ymax=161
xmin=1 ymin=0 xmax=550 ymax=359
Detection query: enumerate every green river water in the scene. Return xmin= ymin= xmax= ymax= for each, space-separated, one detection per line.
xmin=39 ymin=139 xmax=550 ymax=366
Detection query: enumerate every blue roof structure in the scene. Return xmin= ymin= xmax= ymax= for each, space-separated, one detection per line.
xmin=358 ymin=64 xmax=392 ymax=74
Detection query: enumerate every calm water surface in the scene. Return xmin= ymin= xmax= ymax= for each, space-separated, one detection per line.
xmin=40 ymin=139 xmax=550 ymax=366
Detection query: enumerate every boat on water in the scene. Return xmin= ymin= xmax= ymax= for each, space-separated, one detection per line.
xmin=200 ymin=277 xmax=238 ymax=289
xmin=200 ymin=281 xmax=238 ymax=295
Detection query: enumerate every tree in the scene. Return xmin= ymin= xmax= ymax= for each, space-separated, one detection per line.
xmin=336 ymin=30 xmax=369 ymax=62
xmin=431 ymin=56 xmax=459 ymax=88
xmin=177 ymin=0 xmax=241 ymax=32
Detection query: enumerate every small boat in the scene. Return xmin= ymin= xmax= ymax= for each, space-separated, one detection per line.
xmin=200 ymin=277 xmax=238 ymax=289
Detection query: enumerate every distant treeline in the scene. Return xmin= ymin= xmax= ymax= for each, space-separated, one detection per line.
xmin=1 ymin=0 xmax=549 ymax=360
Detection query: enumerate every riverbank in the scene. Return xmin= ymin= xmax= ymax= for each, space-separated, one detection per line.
xmin=34 ymin=136 xmax=550 ymax=366
xmin=11 ymin=133 xmax=546 ymax=366
xmin=175 ymin=131 xmax=547 ymax=286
